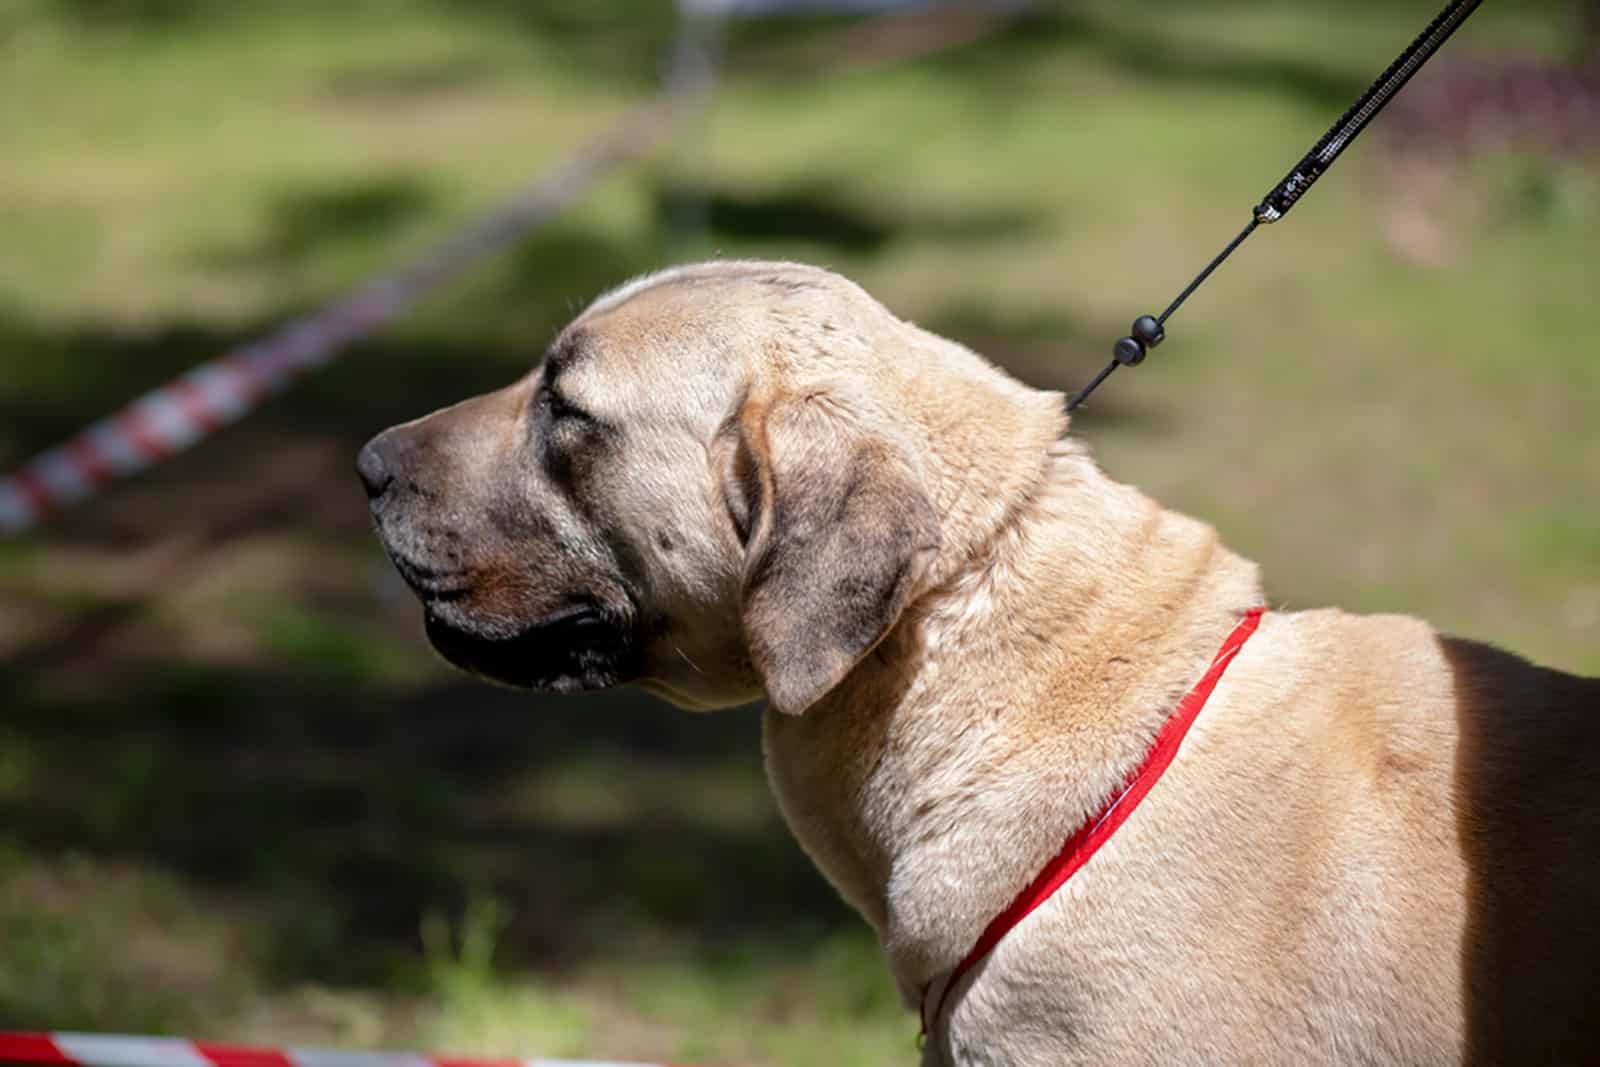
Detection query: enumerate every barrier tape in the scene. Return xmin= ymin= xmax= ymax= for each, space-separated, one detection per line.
xmin=0 ymin=1033 xmax=687 ymax=1067
xmin=0 ymin=88 xmax=703 ymax=537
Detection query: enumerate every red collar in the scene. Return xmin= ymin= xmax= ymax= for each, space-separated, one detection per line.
xmin=919 ymin=607 xmax=1266 ymax=1037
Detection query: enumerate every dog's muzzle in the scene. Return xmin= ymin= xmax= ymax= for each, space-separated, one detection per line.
xmin=358 ymin=424 xmax=643 ymax=694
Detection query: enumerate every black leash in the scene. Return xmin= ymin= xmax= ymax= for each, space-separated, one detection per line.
xmin=1066 ymin=0 xmax=1485 ymax=413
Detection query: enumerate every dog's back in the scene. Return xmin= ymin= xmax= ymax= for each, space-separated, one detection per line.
xmin=1442 ymin=637 xmax=1600 ymax=1062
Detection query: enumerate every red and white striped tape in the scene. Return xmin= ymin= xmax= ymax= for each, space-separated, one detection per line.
xmin=0 ymin=277 xmax=407 ymax=535
xmin=0 ymin=1032 xmax=687 ymax=1067
xmin=0 ymin=90 xmax=700 ymax=538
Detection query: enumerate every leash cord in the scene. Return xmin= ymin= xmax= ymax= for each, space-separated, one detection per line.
xmin=1065 ymin=0 xmax=1484 ymax=413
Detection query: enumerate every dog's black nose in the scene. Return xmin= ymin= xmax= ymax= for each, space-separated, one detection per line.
xmin=356 ymin=434 xmax=394 ymax=500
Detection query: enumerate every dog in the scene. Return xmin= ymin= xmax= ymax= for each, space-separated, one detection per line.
xmin=358 ymin=260 xmax=1600 ymax=1065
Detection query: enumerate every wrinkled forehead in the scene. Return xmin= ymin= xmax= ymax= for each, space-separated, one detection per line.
xmin=550 ymin=280 xmax=759 ymax=396
xmin=546 ymin=262 xmax=889 ymax=415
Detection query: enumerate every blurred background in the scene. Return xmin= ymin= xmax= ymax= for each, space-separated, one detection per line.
xmin=1 ymin=0 xmax=1596 ymax=1063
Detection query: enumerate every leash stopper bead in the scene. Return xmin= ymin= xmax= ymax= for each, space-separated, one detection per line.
xmin=1132 ymin=314 xmax=1164 ymax=349
xmin=1113 ymin=335 xmax=1146 ymax=365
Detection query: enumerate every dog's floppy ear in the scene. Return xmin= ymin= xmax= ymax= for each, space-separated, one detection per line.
xmin=720 ymin=386 xmax=940 ymax=716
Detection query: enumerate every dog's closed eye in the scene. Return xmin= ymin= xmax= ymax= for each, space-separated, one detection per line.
xmin=538 ymin=382 xmax=592 ymax=426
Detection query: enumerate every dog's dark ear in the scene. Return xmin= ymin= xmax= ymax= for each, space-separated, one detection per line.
xmin=720 ymin=388 xmax=940 ymax=716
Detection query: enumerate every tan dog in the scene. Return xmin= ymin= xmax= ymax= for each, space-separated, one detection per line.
xmin=358 ymin=260 xmax=1600 ymax=1065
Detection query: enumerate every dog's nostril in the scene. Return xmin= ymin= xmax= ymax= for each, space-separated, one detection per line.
xmin=356 ymin=438 xmax=393 ymax=500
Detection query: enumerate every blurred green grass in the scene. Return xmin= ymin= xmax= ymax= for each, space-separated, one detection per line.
xmin=1 ymin=0 xmax=1597 ymax=1063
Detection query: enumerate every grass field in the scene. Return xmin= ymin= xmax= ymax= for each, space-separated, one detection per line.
xmin=2 ymin=1 xmax=1597 ymax=1063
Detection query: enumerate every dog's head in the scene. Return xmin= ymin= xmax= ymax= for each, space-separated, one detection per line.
xmin=359 ymin=261 xmax=1060 ymax=714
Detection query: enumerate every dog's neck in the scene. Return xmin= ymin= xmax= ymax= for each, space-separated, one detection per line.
xmin=762 ymin=434 xmax=1263 ymax=998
